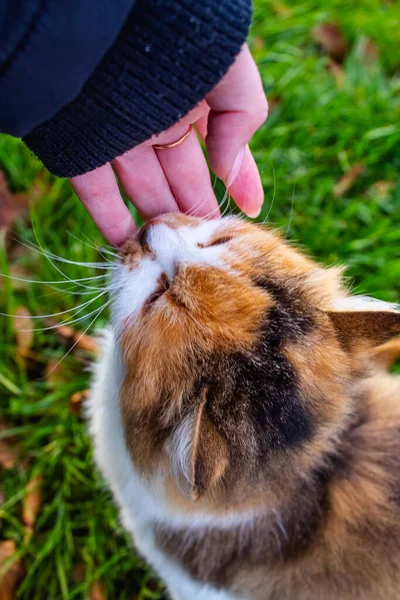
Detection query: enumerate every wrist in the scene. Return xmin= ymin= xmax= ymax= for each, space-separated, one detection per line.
xmin=24 ymin=0 xmax=252 ymax=178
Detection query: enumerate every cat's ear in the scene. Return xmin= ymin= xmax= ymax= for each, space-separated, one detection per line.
xmin=189 ymin=400 xmax=229 ymax=501
xmin=325 ymin=298 xmax=400 ymax=350
xmin=170 ymin=393 xmax=229 ymax=501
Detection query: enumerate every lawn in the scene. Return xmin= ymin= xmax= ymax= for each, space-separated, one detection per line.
xmin=1 ymin=0 xmax=399 ymax=598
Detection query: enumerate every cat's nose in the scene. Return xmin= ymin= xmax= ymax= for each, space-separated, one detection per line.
xmin=137 ymin=220 xmax=181 ymax=278
xmin=138 ymin=218 xmax=165 ymax=253
xmin=138 ymin=217 xmax=181 ymax=258
xmin=138 ymin=222 xmax=152 ymax=252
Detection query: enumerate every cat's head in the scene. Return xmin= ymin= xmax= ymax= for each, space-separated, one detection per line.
xmin=112 ymin=214 xmax=400 ymax=505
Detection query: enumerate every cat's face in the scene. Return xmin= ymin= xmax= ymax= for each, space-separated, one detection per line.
xmin=113 ymin=212 xmax=342 ymax=355
xmin=112 ymin=214 xmax=400 ymax=504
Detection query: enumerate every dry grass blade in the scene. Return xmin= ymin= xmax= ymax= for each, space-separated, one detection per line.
xmin=0 ymin=541 xmax=24 ymax=600
xmin=272 ymin=2 xmax=292 ymax=17
xmin=368 ymin=180 xmax=395 ymax=199
xmin=0 ymin=441 xmax=18 ymax=470
xmin=69 ymin=390 xmax=89 ymax=415
xmin=0 ymin=265 xmax=32 ymax=292
xmin=0 ymin=491 xmax=4 ymax=529
xmin=267 ymin=95 xmax=281 ymax=113
xmin=334 ymin=164 xmax=365 ymax=197
xmin=89 ymin=580 xmax=107 ymax=600
xmin=13 ymin=307 xmax=34 ymax=356
xmin=327 ymin=58 xmax=345 ymax=89
xmin=251 ymin=35 xmax=265 ymax=52
xmin=57 ymin=326 xmax=99 ymax=355
xmin=0 ymin=423 xmax=19 ymax=470
xmin=72 ymin=563 xmax=85 ymax=584
xmin=44 ymin=358 xmax=66 ymax=387
xmin=313 ymin=23 xmax=348 ymax=62
xmin=22 ymin=475 xmax=43 ymax=529
xmin=0 ymin=173 xmax=30 ymax=238
xmin=359 ymin=37 xmax=379 ymax=65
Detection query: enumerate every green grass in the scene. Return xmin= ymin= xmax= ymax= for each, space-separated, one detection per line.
xmin=1 ymin=0 xmax=400 ymax=597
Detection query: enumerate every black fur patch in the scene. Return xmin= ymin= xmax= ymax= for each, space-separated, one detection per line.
xmin=191 ymin=301 xmax=315 ymax=463
xmin=253 ymin=277 xmax=314 ymax=338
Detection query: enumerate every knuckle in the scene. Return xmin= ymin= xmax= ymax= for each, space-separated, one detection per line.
xmin=251 ymin=99 xmax=269 ymax=129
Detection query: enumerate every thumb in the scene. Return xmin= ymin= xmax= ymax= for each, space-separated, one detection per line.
xmin=205 ymin=44 xmax=268 ymax=215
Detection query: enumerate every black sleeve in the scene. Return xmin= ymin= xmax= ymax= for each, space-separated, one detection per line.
xmin=22 ymin=0 xmax=252 ymax=178
xmin=0 ymin=0 xmax=134 ymax=137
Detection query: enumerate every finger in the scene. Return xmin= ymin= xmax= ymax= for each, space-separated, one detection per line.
xmin=155 ymin=126 xmax=219 ymax=218
xmin=151 ymin=100 xmax=209 ymax=146
xmin=113 ymin=145 xmax=179 ymax=221
xmin=194 ymin=105 xmax=210 ymax=142
xmin=226 ymin=146 xmax=264 ymax=217
xmin=70 ymin=164 xmax=136 ymax=246
xmin=205 ymin=44 xmax=268 ymax=207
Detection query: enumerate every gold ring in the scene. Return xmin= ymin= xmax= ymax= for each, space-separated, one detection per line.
xmin=153 ymin=125 xmax=192 ymax=150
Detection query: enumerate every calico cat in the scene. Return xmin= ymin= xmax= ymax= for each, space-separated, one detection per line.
xmin=87 ymin=213 xmax=400 ymax=600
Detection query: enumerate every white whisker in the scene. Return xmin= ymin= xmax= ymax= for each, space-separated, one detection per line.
xmin=221 ymin=190 xmax=232 ymax=217
xmin=0 ymin=289 xmax=108 ymax=320
xmin=0 ymin=272 xmax=108 ymax=286
xmin=30 ymin=224 xmax=114 ymax=292
xmin=17 ymin=300 xmax=111 ymax=333
xmin=67 ymin=231 xmax=119 ymax=262
xmin=192 ymin=194 xmax=224 ymax=220
xmin=14 ymin=236 xmax=116 ymax=270
xmin=44 ymin=301 xmax=110 ymax=377
xmin=262 ymin=164 xmax=277 ymax=226
xmin=285 ymin=184 xmax=296 ymax=240
xmin=41 ymin=282 xmax=114 ymax=297
xmin=185 ymin=195 xmax=210 ymax=218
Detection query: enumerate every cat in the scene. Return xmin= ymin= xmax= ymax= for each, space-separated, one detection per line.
xmin=87 ymin=213 xmax=400 ymax=600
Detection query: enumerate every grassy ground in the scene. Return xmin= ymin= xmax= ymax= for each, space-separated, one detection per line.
xmin=1 ymin=0 xmax=399 ymax=598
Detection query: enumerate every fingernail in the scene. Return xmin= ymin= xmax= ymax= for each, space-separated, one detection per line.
xmin=247 ymin=207 xmax=262 ymax=219
xmin=226 ymin=147 xmax=245 ymax=188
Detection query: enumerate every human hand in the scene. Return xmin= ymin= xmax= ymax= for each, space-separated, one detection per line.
xmin=70 ymin=44 xmax=268 ymax=246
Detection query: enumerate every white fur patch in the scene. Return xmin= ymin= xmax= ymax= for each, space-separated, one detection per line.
xmin=167 ymin=412 xmax=196 ymax=494
xmin=334 ymin=295 xmax=399 ymax=312
xmin=111 ymin=257 xmax=162 ymax=328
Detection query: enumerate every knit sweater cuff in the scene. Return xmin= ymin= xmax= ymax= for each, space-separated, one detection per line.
xmin=24 ymin=0 xmax=252 ymax=178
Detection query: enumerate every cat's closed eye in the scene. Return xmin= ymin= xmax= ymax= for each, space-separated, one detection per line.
xmin=146 ymin=274 xmax=170 ymax=305
xmin=147 ymin=289 xmax=165 ymax=304
xmin=197 ymin=236 xmax=233 ymax=249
